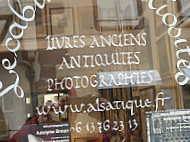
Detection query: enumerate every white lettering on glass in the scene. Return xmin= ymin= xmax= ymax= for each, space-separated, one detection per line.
xmin=0 ymin=0 xmax=51 ymax=98
xmin=148 ymin=0 xmax=190 ymax=85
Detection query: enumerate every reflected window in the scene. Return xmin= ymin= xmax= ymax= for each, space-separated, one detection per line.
xmin=93 ymin=0 xmax=143 ymax=30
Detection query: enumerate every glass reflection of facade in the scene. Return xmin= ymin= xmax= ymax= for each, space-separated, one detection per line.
xmin=0 ymin=0 xmax=190 ymax=142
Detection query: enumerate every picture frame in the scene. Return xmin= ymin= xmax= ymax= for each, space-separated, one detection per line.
xmin=49 ymin=7 xmax=75 ymax=36
xmin=93 ymin=0 xmax=144 ymax=31
xmin=156 ymin=35 xmax=172 ymax=77
xmin=77 ymin=6 xmax=99 ymax=35
xmin=153 ymin=0 xmax=168 ymax=36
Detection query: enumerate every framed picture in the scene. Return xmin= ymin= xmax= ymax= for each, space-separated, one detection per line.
xmin=156 ymin=35 xmax=172 ymax=77
xmin=77 ymin=6 xmax=99 ymax=35
xmin=49 ymin=7 xmax=75 ymax=36
xmin=93 ymin=0 xmax=144 ymax=31
xmin=0 ymin=15 xmax=12 ymax=44
xmin=153 ymin=0 xmax=168 ymax=36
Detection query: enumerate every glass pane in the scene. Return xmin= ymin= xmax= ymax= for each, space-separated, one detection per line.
xmin=0 ymin=0 xmax=190 ymax=142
